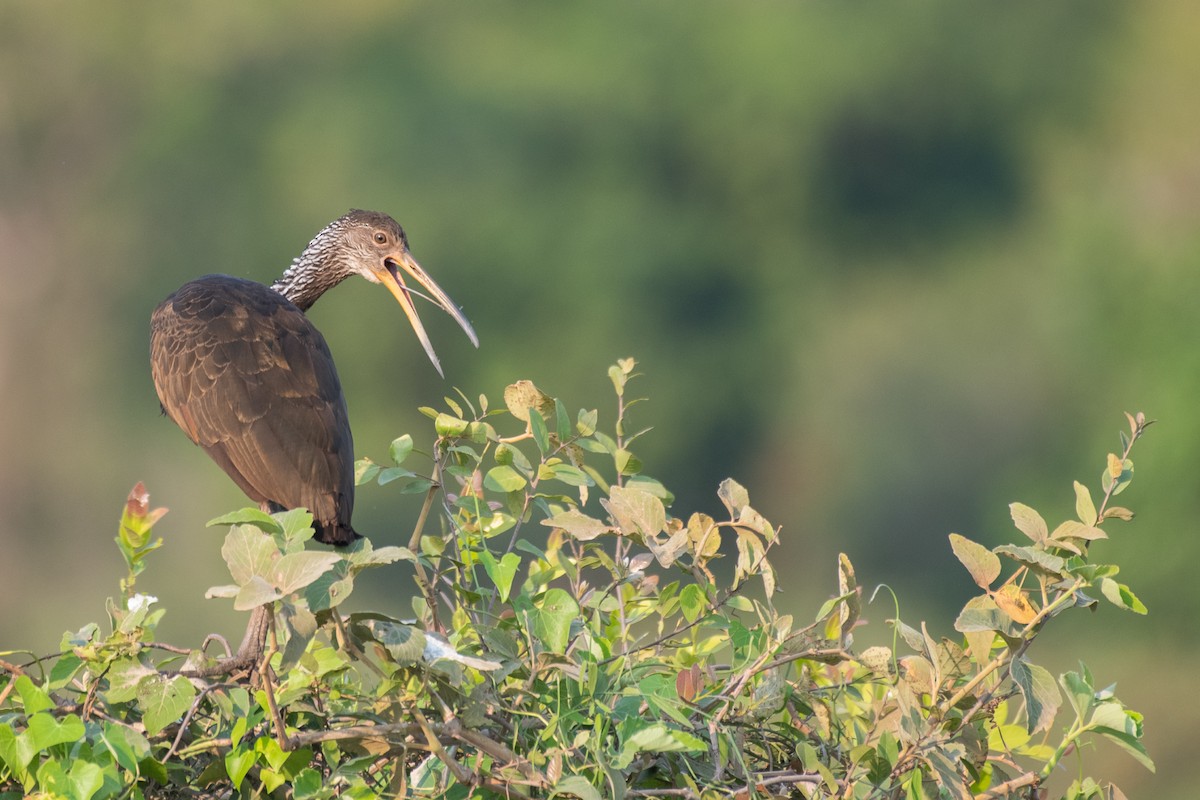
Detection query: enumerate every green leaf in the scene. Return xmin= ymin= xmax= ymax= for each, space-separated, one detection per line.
xmin=542 ymin=508 xmax=612 ymax=541
xmin=0 ymin=726 xmax=27 ymax=777
xmin=993 ymin=544 xmax=1067 ymax=577
xmin=815 ymin=591 xmax=855 ymax=625
xmin=225 ymin=746 xmax=258 ymax=790
xmin=389 ymin=434 xmax=414 ymax=465
xmin=350 ymin=543 xmax=416 ymax=567
xmin=480 ymin=550 xmax=521 ymax=603
xmin=547 ymin=462 xmax=593 ymax=487
xmin=15 ymin=675 xmax=53 ymax=714
xmin=354 ymin=457 xmax=381 ymax=485
xmin=679 ymin=584 xmax=707 ymax=623
xmin=530 ymin=588 xmax=579 ymax=654
xmin=1073 ymin=480 xmax=1097 ymax=524
xmin=613 ymin=447 xmax=641 ymax=476
xmin=553 ymin=775 xmax=603 ymax=800
xmin=948 ymin=534 xmax=1000 ymax=589
xmin=377 ymin=466 xmax=416 ymax=485
xmin=270 ymin=551 xmax=341 ymax=594
xmin=1009 ymin=502 xmax=1047 ymax=543
xmin=25 ymin=711 xmax=85 ymax=752
xmin=615 ymin=721 xmax=705 ymax=768
xmin=484 ymin=465 xmax=527 ymax=492
xmin=293 ymin=767 xmax=323 ymax=798
xmin=275 ymin=508 xmax=315 ymax=540
xmin=105 ymin=658 xmax=156 ymax=703
xmin=138 ymin=674 xmax=198 ymax=736
xmin=207 ymin=508 xmax=283 ymax=533
xmin=953 ymin=594 xmax=1023 ymax=638
xmin=577 ymin=408 xmax=598 ymax=436
xmin=925 ymin=742 xmax=972 ymax=800
xmin=1091 ymin=702 xmax=1154 ymax=772
xmin=435 ymin=412 xmax=469 ymax=436
xmin=99 ymin=721 xmax=151 ymax=773
xmin=60 ymin=758 xmax=105 ymax=800
xmin=1061 ymin=667 xmax=1095 ymax=722
xmin=1099 ymin=578 xmax=1148 ymax=614
xmin=361 ymin=620 xmax=427 ymax=663
xmin=530 ymin=407 xmax=550 ymax=453
xmin=1009 ymin=657 xmax=1060 ymax=734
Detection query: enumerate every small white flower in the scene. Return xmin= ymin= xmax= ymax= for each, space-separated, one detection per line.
xmin=127 ymin=593 xmax=159 ymax=613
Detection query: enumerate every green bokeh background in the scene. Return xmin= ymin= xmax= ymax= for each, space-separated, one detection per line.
xmin=2 ymin=3 xmax=1197 ymax=795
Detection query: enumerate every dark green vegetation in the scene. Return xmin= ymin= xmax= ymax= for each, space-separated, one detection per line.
xmin=4 ymin=3 xmax=1199 ymax=796
xmin=0 ymin=364 xmax=1154 ymax=798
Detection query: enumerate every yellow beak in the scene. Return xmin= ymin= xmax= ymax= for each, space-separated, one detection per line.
xmin=374 ymin=249 xmax=478 ymax=377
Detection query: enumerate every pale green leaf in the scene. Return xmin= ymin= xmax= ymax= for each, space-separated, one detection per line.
xmin=718 ymin=478 xmax=751 ymax=518
xmin=948 ymin=533 xmax=1001 ymax=589
xmin=1099 ymin=578 xmax=1148 ymax=614
xmin=234 ymin=575 xmax=282 ymax=611
xmin=206 ymin=508 xmax=283 ymax=533
xmin=104 ymin=658 xmax=157 ymax=703
xmin=603 ymin=485 xmax=666 ymax=537
xmin=1091 ymin=702 xmax=1154 ymax=772
xmin=138 ymin=674 xmax=198 ymax=736
xmin=994 ymin=544 xmax=1067 ymax=577
xmin=576 ymin=408 xmax=598 ymax=436
xmin=1074 ymin=481 xmax=1097 ymax=524
xmin=1009 ymin=502 xmax=1047 ymax=543
xmin=221 ymin=525 xmax=278 ymax=586
xmin=270 ymin=551 xmax=342 ymax=594
xmin=365 ymin=621 xmax=427 ymax=663
xmin=953 ymin=594 xmax=1023 ymax=638
xmin=1051 ymin=520 xmax=1108 ymax=541
xmin=542 ymin=508 xmax=613 ymax=541
xmin=1009 ymin=657 xmax=1060 ymax=734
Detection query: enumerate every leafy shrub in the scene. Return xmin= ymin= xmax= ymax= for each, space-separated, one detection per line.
xmin=0 ymin=360 xmax=1153 ymax=799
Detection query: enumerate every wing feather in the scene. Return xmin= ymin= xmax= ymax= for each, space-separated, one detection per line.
xmin=150 ymin=275 xmax=357 ymax=544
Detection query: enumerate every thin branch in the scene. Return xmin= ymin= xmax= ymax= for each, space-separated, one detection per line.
xmin=408 ymin=481 xmax=443 ymax=633
xmin=977 ymin=770 xmax=1040 ymax=799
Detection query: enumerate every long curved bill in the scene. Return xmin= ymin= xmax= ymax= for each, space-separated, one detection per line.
xmin=376 ymin=250 xmax=479 ymax=377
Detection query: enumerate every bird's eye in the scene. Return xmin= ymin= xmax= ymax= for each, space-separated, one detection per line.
xmin=373 ymin=232 xmax=388 ymax=245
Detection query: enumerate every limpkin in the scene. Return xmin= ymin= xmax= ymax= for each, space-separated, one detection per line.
xmin=150 ymin=209 xmax=476 ymax=667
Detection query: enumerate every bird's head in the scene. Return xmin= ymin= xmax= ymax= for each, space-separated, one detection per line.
xmin=296 ymin=209 xmax=479 ymax=376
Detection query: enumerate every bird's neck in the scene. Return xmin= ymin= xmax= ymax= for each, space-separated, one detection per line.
xmin=270 ymin=248 xmax=351 ymax=312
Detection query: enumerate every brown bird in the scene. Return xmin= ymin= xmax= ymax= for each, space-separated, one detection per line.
xmin=151 ymin=210 xmax=476 ymax=547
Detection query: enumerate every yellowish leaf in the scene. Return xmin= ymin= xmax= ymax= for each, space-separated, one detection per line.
xmin=994 ymin=584 xmax=1038 ymax=624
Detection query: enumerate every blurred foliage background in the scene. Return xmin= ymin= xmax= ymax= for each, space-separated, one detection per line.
xmin=1 ymin=2 xmax=1197 ymax=795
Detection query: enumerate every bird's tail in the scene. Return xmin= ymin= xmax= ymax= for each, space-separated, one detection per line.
xmin=314 ymin=520 xmax=361 ymax=547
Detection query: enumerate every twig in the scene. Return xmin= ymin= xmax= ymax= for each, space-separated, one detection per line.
xmin=409 ymin=481 xmax=443 ymax=633
xmin=164 ymin=684 xmax=223 ymax=761
xmin=287 ymin=721 xmax=427 ymax=748
xmin=259 ymin=615 xmax=292 ymax=751
xmin=977 ymin=770 xmax=1040 ymax=799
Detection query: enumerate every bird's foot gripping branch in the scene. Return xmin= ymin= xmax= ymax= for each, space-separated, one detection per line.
xmin=0 ymin=362 xmax=1154 ymax=799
